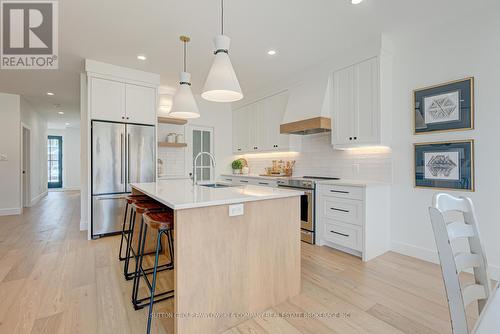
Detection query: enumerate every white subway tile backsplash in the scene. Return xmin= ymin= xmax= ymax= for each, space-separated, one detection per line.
xmin=241 ymin=133 xmax=392 ymax=182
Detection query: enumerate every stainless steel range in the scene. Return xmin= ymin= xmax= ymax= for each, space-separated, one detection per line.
xmin=277 ymin=176 xmax=340 ymax=244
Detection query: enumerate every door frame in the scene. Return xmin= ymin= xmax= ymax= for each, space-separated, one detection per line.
xmin=20 ymin=123 xmax=31 ymax=211
xmin=185 ymin=125 xmax=215 ymax=181
xmin=48 ymin=135 xmax=63 ymax=189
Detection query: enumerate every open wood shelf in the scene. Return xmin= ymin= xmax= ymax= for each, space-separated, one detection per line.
xmin=158 ymin=116 xmax=187 ymax=125
xmin=158 ymin=142 xmax=187 ymax=148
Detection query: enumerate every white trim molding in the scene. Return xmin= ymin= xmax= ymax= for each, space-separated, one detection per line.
xmin=80 ymin=220 xmax=88 ymax=231
xmin=48 ymin=187 xmax=81 ymax=192
xmin=0 ymin=208 xmax=22 ymax=216
xmin=30 ymin=190 xmax=48 ymax=207
xmin=391 ymin=240 xmax=500 ymax=280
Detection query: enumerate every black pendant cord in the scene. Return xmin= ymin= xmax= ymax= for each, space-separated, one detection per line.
xmin=221 ymin=0 xmax=224 ymax=35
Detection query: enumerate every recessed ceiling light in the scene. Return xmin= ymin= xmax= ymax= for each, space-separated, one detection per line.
xmin=47 ymin=92 xmax=54 ymax=96
xmin=65 ymin=122 xmax=70 ymax=126
xmin=137 ymin=54 xmax=147 ymax=61
xmin=351 ymin=0 xmax=363 ymax=4
xmin=267 ymin=50 xmax=277 ymax=56
xmin=58 ymin=111 xmax=64 ymax=115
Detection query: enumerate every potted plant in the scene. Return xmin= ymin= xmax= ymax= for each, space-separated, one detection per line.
xmin=231 ymin=159 xmax=243 ymax=174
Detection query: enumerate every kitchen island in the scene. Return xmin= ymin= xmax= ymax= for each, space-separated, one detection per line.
xmin=130 ymin=179 xmax=303 ymax=334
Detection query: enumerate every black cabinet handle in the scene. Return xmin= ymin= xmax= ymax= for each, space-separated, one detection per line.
xmin=354 ymin=136 xmax=357 ymax=140
xmin=349 ymin=137 xmax=352 ymax=140
xmin=240 ymin=180 xmax=249 ymax=183
xmin=331 ymin=230 xmax=349 ymax=237
xmin=330 ymin=190 xmax=349 ymax=194
xmin=258 ymin=182 xmax=269 ymax=185
xmin=330 ymin=207 xmax=349 ymax=213
xmin=225 ymin=178 xmax=233 ymax=181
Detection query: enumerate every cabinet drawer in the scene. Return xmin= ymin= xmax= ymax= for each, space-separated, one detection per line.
xmin=323 ymin=220 xmax=362 ymax=251
xmin=319 ymin=184 xmax=363 ymax=200
xmin=320 ymin=197 xmax=362 ymax=226
xmin=252 ymin=179 xmax=277 ymax=187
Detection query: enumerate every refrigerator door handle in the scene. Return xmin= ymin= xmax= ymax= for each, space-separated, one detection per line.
xmin=127 ymin=133 xmax=131 ymax=184
xmin=120 ymin=133 xmax=124 ymax=184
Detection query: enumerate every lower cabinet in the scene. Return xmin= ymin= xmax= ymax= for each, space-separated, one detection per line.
xmin=316 ymin=183 xmax=390 ymax=261
xmin=220 ymin=175 xmax=278 ymax=188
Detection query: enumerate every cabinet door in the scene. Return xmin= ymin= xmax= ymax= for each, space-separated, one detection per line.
xmin=247 ymin=103 xmax=263 ymax=152
xmin=266 ymin=91 xmax=289 ymax=151
xmin=331 ymin=67 xmax=355 ymax=146
xmin=233 ymin=106 xmax=250 ymax=153
xmin=354 ymin=57 xmax=379 ymax=144
xmin=125 ymin=84 xmax=157 ymax=125
xmin=90 ymin=77 xmax=126 ymax=122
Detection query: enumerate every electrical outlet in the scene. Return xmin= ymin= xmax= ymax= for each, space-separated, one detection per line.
xmin=229 ymin=203 xmax=244 ymax=217
xmin=0 ymin=154 xmax=7 ymax=161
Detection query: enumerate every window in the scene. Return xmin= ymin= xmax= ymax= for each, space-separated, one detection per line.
xmin=47 ymin=135 xmax=63 ymax=188
xmin=191 ymin=127 xmax=214 ymax=182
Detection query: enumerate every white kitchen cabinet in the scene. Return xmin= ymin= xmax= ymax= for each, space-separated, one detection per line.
xmin=125 ymin=84 xmax=156 ymax=125
xmin=232 ymin=91 xmax=290 ymax=154
xmin=331 ymin=55 xmax=391 ymax=148
xmin=220 ymin=175 xmax=278 ymax=188
xmin=90 ymin=77 xmax=126 ymax=122
xmin=316 ymin=183 xmax=390 ymax=262
xmin=90 ymin=77 xmax=156 ymax=125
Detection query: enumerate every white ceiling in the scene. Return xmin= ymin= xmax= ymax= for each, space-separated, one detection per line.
xmin=0 ymin=0 xmax=496 ymax=128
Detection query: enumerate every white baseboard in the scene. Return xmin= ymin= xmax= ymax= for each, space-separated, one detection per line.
xmin=80 ymin=220 xmax=88 ymax=231
xmin=0 ymin=208 xmax=21 ymax=216
xmin=391 ymin=240 xmax=500 ymax=280
xmin=30 ymin=191 xmax=48 ymax=207
xmin=49 ymin=187 xmax=81 ymax=192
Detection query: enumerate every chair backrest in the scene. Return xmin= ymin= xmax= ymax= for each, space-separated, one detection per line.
xmin=429 ymin=193 xmax=491 ymax=334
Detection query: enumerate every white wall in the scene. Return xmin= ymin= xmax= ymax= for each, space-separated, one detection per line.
xmin=48 ymin=127 xmax=81 ymax=190
xmin=389 ymin=10 xmax=500 ymax=278
xmin=20 ymin=98 xmax=48 ymax=205
xmin=0 ymin=92 xmax=21 ymax=215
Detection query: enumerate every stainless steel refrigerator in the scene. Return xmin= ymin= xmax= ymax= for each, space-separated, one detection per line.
xmin=91 ymin=121 xmax=155 ymax=238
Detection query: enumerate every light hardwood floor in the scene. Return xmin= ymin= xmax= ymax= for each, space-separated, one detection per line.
xmin=0 ymin=191 xmax=480 ymax=333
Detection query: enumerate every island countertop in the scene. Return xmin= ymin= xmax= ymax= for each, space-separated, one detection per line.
xmin=131 ymin=179 xmax=303 ymax=210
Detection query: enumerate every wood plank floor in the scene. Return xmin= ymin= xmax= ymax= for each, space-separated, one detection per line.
xmin=0 ymin=191 xmax=480 ymax=333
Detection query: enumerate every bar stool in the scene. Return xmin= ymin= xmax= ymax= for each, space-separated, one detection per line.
xmin=132 ymin=211 xmax=175 ymax=331
xmin=118 ymin=195 xmax=149 ymax=261
xmin=123 ymin=200 xmax=166 ymax=280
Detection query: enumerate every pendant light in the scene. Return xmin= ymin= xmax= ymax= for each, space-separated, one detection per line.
xmin=169 ymin=36 xmax=200 ymax=119
xmin=201 ymin=0 xmax=243 ymax=102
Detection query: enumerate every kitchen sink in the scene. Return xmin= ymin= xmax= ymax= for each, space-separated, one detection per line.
xmin=199 ymin=183 xmax=234 ymax=188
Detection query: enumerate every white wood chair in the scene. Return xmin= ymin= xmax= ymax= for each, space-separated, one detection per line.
xmin=429 ymin=193 xmax=491 ymax=334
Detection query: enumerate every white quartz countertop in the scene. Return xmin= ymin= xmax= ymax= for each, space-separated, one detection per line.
xmin=220 ymin=174 xmax=389 ymax=186
xmin=131 ymin=179 xmax=303 ymax=210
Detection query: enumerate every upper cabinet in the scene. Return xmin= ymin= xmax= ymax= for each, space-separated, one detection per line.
xmin=232 ymin=91 xmax=290 ymax=154
xmin=90 ymin=77 xmax=157 ymax=125
xmin=86 ymin=59 xmax=160 ymax=126
xmin=331 ymin=52 xmax=392 ymax=148
xmin=125 ymin=84 xmax=157 ymax=125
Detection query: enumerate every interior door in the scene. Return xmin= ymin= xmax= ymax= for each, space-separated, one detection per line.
xmin=126 ymin=124 xmax=155 ymax=192
xmin=92 ymin=121 xmax=126 ymax=195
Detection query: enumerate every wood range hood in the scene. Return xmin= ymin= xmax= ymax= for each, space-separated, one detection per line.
xmin=280 ymin=117 xmax=331 ymax=135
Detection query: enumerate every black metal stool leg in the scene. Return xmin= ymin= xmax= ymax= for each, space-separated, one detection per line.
xmin=147 ymin=229 xmax=164 ymax=334
xmin=132 ymin=221 xmax=149 ymax=308
xmin=118 ymin=202 xmax=130 ymax=261
xmin=123 ymin=209 xmax=137 ymax=279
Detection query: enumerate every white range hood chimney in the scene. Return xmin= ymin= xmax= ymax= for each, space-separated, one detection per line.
xmin=280 ymin=74 xmax=332 ymax=135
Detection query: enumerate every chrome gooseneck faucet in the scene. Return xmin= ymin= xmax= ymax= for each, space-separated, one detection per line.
xmin=192 ymin=152 xmax=216 ymax=185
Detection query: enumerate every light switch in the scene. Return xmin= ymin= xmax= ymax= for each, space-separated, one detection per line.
xmin=229 ymin=203 xmax=244 ymax=217
xmin=0 ymin=154 xmax=7 ymax=161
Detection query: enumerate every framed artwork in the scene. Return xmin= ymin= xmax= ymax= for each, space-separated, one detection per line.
xmin=414 ymin=140 xmax=474 ymax=191
xmin=414 ymin=77 xmax=474 ymax=134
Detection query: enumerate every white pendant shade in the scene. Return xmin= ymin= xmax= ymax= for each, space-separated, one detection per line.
xmin=202 ymin=35 xmax=243 ymax=103
xmin=169 ymin=72 xmax=200 ymax=119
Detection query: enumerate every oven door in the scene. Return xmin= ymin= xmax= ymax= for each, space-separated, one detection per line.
xmin=300 ymin=190 xmax=314 ymax=231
